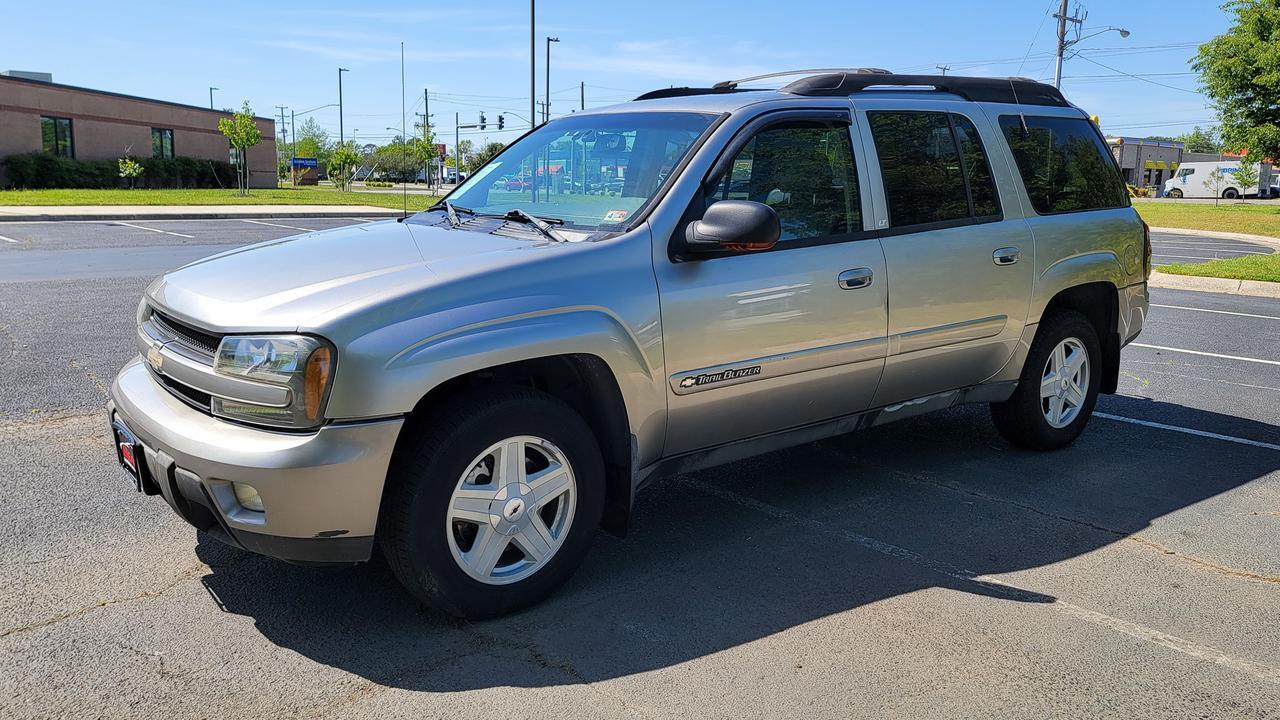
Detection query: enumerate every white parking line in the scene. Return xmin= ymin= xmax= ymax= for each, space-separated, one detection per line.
xmin=1152 ymin=253 xmax=1239 ymax=261
xmin=686 ymin=478 xmax=1280 ymax=685
xmin=1130 ymin=343 xmax=1280 ymax=366
xmin=0 ymin=234 xmax=17 ymax=243
xmin=1096 ymin=412 xmax=1280 ymax=452
xmin=1151 ymin=304 xmax=1280 ymax=321
xmin=1154 ymin=244 xmax=1272 ymax=255
xmin=115 ymin=222 xmax=195 ymax=239
xmin=241 ymin=219 xmax=314 ymax=232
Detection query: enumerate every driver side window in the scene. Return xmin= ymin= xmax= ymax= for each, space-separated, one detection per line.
xmin=707 ymin=121 xmax=861 ymax=242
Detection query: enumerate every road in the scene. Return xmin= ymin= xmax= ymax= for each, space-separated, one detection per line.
xmin=2 ymin=219 xmax=1278 ymax=719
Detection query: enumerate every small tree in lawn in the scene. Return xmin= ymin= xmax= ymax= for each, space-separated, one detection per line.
xmin=218 ymin=101 xmax=262 ymax=196
xmin=1234 ymin=161 xmax=1260 ymax=196
xmin=327 ymin=141 xmax=361 ymax=191
xmin=1203 ymin=167 xmax=1227 ymax=206
xmin=118 ymin=157 xmax=144 ymax=189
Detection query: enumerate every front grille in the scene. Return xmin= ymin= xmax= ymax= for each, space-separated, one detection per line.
xmin=150 ymin=309 xmax=223 ymax=356
xmin=155 ymin=371 xmax=213 ymax=411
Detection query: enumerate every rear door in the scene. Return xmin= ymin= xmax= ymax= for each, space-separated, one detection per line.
xmin=856 ymin=101 xmax=1034 ymax=406
xmin=655 ymin=109 xmax=889 ymax=454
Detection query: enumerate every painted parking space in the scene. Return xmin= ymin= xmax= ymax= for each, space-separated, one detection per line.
xmin=1150 ymin=231 xmax=1276 ymax=266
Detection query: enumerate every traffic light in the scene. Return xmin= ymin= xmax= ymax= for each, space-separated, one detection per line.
xmin=479 ymin=113 xmax=487 ymax=130
xmin=498 ymin=114 xmax=505 ymax=130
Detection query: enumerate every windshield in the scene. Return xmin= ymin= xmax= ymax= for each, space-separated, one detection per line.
xmin=445 ymin=111 xmax=717 ymax=232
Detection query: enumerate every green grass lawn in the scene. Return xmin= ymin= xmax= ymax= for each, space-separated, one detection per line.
xmin=1161 ymin=253 xmax=1280 ymax=283
xmin=0 ymin=187 xmax=441 ymax=210
xmin=1134 ymin=202 xmax=1280 ymax=239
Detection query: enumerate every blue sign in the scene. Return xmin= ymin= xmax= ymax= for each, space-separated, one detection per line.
xmin=291 ymin=157 xmax=319 ymax=168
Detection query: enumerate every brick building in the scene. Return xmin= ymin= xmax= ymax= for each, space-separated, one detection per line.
xmin=0 ymin=72 xmax=276 ymax=188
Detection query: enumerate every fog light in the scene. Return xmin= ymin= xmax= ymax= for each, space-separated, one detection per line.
xmin=232 ymin=482 xmax=264 ymax=512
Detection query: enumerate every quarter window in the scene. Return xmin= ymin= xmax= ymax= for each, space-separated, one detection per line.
xmin=869 ymin=111 xmax=1003 ymax=228
xmin=151 ymin=128 xmax=174 ymax=159
xmin=41 ymin=116 xmax=74 ymax=158
xmin=998 ymin=115 xmax=1128 ymax=214
xmin=708 ymin=120 xmax=861 ymax=242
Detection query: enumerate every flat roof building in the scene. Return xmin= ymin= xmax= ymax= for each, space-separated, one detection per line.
xmin=1107 ymin=136 xmax=1183 ymax=194
xmin=0 ymin=73 xmax=276 ymax=188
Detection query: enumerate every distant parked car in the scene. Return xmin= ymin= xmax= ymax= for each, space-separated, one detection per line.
xmin=505 ymin=175 xmax=531 ymax=191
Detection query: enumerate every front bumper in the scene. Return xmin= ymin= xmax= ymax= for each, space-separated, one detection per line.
xmin=109 ymin=357 xmax=404 ymax=565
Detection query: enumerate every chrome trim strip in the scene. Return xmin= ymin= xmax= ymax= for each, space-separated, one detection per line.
xmin=155 ymin=346 xmax=291 ymax=407
xmin=671 ymin=336 xmax=887 ymax=395
xmin=888 ymin=314 xmax=1007 ymax=356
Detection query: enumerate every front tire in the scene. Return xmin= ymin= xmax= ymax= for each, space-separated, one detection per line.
xmin=1167 ymin=188 xmax=1183 ymax=199
xmin=990 ymin=311 xmax=1101 ymax=451
xmin=379 ymin=386 xmax=605 ymax=619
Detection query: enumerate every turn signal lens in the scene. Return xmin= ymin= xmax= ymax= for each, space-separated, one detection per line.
xmin=304 ymin=346 xmax=332 ymax=422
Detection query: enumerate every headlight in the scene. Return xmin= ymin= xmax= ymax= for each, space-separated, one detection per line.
xmin=212 ymin=335 xmax=335 ymax=429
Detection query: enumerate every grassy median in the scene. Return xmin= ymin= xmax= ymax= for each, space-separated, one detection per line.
xmin=0 ymin=188 xmax=441 ymax=211
xmin=1160 ymin=254 xmax=1280 ymax=283
xmin=1133 ymin=202 xmax=1280 ymax=240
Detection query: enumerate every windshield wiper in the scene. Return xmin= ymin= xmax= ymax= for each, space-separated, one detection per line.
xmin=503 ymin=208 xmax=567 ymax=242
xmin=427 ymin=200 xmax=474 ymax=227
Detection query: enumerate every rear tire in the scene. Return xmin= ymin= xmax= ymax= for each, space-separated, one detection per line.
xmin=1223 ymin=187 xmax=1240 ymax=199
xmin=990 ymin=311 xmax=1101 ymax=451
xmin=379 ymin=386 xmax=605 ymax=619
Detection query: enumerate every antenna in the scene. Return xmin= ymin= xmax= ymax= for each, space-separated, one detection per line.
xmin=400 ymin=41 xmax=408 ymax=221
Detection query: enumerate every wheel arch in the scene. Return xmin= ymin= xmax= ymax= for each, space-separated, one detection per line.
xmin=1037 ymin=281 xmax=1120 ymax=394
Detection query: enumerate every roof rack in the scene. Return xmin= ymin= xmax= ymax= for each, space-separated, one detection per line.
xmin=779 ymin=72 xmax=1070 ymax=107
xmin=633 ymin=70 xmax=1070 ymax=108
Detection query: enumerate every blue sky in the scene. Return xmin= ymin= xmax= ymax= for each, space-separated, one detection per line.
xmin=4 ymin=1 xmax=1228 ymax=147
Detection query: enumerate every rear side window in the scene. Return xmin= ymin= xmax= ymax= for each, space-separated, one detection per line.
xmin=999 ymin=115 xmax=1127 ymax=214
xmin=868 ymin=111 xmax=1001 ymax=228
xmin=708 ymin=120 xmax=861 ymax=242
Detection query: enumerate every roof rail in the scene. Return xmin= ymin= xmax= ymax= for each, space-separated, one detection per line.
xmin=779 ymin=72 xmax=1070 ymax=107
xmin=711 ymin=68 xmax=892 ymax=90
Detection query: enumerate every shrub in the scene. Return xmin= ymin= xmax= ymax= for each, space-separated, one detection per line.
xmin=1 ymin=152 xmax=237 ymax=189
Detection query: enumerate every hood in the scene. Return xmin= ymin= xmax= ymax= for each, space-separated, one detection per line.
xmin=147 ymin=217 xmax=554 ymax=332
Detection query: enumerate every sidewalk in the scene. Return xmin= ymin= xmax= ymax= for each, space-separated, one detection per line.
xmin=0 ymin=204 xmax=407 ymax=222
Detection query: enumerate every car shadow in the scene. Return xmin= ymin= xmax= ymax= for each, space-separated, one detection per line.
xmin=194 ymin=398 xmax=1280 ymax=692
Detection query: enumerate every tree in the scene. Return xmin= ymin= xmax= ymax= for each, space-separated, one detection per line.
xmin=218 ymin=101 xmax=263 ymax=196
xmin=1233 ymin=160 xmax=1261 ymax=193
xmin=1194 ymin=1 xmax=1280 ymax=163
xmin=1203 ymin=166 xmax=1228 ymax=205
xmin=1177 ymin=126 xmax=1223 ymax=154
xmin=294 ymin=117 xmax=330 ymax=162
xmin=118 ymin=157 xmax=144 ymax=189
xmin=469 ymin=141 xmax=505 ymax=172
xmin=326 ymin=141 xmax=361 ymax=191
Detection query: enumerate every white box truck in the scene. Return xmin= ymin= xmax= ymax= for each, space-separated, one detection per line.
xmin=1164 ymin=160 xmax=1275 ymax=199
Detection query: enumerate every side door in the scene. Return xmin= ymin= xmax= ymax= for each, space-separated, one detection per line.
xmin=655 ymin=108 xmax=889 ymax=455
xmin=856 ymin=102 xmax=1034 ymax=406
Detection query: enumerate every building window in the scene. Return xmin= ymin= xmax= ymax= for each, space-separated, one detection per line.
xmin=40 ymin=116 xmax=74 ymax=158
xmin=151 ymin=128 xmax=174 ymax=159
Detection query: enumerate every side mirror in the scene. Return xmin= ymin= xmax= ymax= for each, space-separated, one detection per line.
xmin=684 ymin=200 xmax=780 ymax=254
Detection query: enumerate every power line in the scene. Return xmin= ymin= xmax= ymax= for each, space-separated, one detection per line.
xmin=1017 ymin=1 xmax=1058 ymax=75
xmin=1072 ymin=54 xmax=1203 ymax=94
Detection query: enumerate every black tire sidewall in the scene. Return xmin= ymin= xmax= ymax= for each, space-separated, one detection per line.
xmin=387 ymin=391 xmax=605 ymax=618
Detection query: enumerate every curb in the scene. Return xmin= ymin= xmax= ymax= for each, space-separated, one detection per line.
xmin=1147 ymin=227 xmax=1280 ymax=298
xmin=1150 ymin=272 xmax=1280 ymax=299
xmin=0 ymin=209 xmax=405 ymax=222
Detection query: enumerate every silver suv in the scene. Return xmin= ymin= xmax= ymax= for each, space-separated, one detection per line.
xmin=109 ymin=71 xmax=1150 ymax=618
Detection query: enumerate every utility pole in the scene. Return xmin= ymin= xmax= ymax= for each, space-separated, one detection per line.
xmin=455 ymin=112 xmax=460 ymax=187
xmin=338 ymin=67 xmax=350 ymax=145
xmin=275 ymin=105 xmax=288 ymax=186
xmin=935 ymin=64 xmax=951 ymax=76
xmin=545 ymin=36 xmax=560 ymax=124
xmin=530 ymin=0 xmax=536 ymax=131
xmin=580 ymin=81 xmax=585 ymax=111
xmin=209 ymin=86 xmax=218 ymax=110
xmin=1053 ymin=0 xmax=1082 ymax=89
xmin=290 ymin=110 xmax=296 ymax=188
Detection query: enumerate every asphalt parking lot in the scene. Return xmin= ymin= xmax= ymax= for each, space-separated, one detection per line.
xmin=2 ymin=218 xmax=1278 ymax=718
xmin=1150 ymin=229 xmax=1276 ymax=268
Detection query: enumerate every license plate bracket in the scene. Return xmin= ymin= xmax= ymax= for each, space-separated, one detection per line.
xmin=111 ymin=417 xmax=150 ymax=492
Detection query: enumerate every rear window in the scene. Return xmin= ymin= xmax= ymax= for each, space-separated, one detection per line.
xmin=998 ymin=115 xmax=1128 ymax=214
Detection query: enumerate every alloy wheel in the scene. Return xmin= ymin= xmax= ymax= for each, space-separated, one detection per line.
xmin=1040 ymin=337 xmax=1090 ymax=429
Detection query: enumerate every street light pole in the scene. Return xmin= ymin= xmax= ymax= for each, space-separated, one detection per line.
xmin=338 ymin=67 xmax=350 ymax=145
xmin=545 ymin=37 xmax=560 ymax=124
xmin=209 ymin=86 xmax=218 ymax=110
xmin=290 ymin=109 xmax=296 ymax=188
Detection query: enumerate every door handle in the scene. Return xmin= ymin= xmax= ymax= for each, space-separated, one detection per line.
xmin=837 ymin=267 xmax=874 ymax=290
xmin=993 ymin=247 xmax=1021 ymax=266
